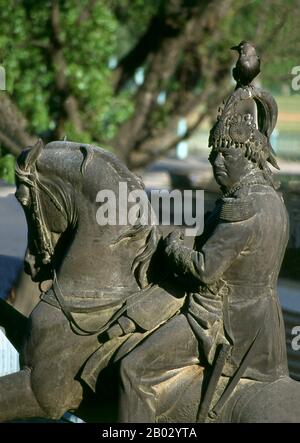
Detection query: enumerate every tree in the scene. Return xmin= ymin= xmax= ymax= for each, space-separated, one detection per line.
xmin=0 ymin=0 xmax=299 ymax=181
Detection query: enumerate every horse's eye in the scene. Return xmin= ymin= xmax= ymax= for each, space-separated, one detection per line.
xmin=15 ymin=185 xmax=31 ymax=207
xmin=20 ymin=198 xmax=30 ymax=206
xmin=15 ymin=193 xmax=30 ymax=206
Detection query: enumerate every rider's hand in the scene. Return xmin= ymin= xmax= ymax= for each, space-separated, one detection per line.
xmin=164 ymin=230 xmax=184 ymax=250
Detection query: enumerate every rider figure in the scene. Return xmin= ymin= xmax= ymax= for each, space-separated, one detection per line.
xmin=118 ymin=86 xmax=289 ymax=422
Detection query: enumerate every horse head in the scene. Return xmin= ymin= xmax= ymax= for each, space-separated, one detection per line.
xmin=15 ymin=140 xmax=160 ymax=295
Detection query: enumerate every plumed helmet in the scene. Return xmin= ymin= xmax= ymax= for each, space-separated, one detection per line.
xmin=209 ymin=85 xmax=279 ymax=171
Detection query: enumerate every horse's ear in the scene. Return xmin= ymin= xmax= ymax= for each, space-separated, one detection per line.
xmin=80 ymin=145 xmax=94 ymax=175
xmin=24 ymin=138 xmax=44 ymax=171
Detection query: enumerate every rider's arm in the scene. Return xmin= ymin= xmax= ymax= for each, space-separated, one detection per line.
xmin=165 ymin=217 xmax=255 ymax=285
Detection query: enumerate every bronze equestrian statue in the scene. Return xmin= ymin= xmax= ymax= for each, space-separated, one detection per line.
xmin=0 ymin=43 xmax=300 ymax=422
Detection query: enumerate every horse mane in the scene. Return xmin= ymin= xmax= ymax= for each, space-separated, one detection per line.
xmin=96 ymin=150 xmax=160 ymax=289
xmin=83 ymin=145 xmax=161 ymax=289
xmin=113 ymin=222 xmax=160 ymax=289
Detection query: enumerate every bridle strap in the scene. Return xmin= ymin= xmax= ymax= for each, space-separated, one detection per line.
xmin=52 ymin=269 xmax=156 ymax=336
xmin=16 ymin=165 xmax=68 ymax=264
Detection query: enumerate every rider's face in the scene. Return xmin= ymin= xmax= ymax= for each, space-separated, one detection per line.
xmin=209 ymin=146 xmax=252 ymax=190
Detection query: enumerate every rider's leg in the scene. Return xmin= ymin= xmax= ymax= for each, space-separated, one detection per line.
xmin=119 ymin=314 xmax=200 ymax=422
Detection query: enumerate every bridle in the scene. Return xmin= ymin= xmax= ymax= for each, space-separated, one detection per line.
xmin=15 ymin=162 xmax=67 ymax=266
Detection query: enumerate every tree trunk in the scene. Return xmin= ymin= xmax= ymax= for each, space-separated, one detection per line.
xmin=49 ymin=0 xmax=84 ymax=139
xmin=112 ymin=0 xmax=233 ymax=168
xmin=0 ymin=92 xmax=36 ymax=156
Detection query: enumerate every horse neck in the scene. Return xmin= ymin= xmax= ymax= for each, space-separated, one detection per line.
xmin=56 ymin=202 xmax=145 ymax=296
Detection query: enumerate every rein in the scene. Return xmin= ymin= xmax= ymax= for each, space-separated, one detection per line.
xmin=52 ymin=268 xmax=156 ymax=336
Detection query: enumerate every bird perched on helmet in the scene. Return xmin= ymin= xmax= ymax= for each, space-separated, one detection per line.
xmin=231 ymin=41 xmax=260 ymax=87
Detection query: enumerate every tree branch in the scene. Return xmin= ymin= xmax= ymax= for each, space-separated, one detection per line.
xmin=48 ymin=0 xmax=84 ymax=137
xmin=113 ymin=13 xmax=180 ymax=93
xmin=0 ymin=131 xmax=25 ymax=157
xmin=129 ymin=78 xmax=230 ymax=169
xmin=113 ymin=0 xmax=233 ymax=164
xmin=0 ymin=92 xmax=36 ymax=156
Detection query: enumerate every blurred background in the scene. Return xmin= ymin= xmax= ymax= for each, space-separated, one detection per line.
xmin=0 ymin=0 xmax=300 ymax=384
xmin=0 ymin=0 xmax=300 ymax=173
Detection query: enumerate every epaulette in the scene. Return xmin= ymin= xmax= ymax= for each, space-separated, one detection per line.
xmin=219 ymin=197 xmax=256 ymax=222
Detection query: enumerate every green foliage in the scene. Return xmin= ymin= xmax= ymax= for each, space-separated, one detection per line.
xmin=0 ymin=0 xmax=299 ymax=178
xmin=0 ymin=2 xmax=52 ymax=131
xmin=0 ymin=152 xmax=15 ymax=184
xmin=110 ymin=0 xmax=160 ymax=57
xmin=0 ymin=0 xmax=140 ymax=143
xmin=0 ymin=0 xmax=158 ymax=181
xmin=218 ymin=0 xmax=300 ymax=93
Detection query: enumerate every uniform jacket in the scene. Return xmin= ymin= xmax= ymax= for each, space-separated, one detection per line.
xmin=166 ymin=176 xmax=289 ymax=382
